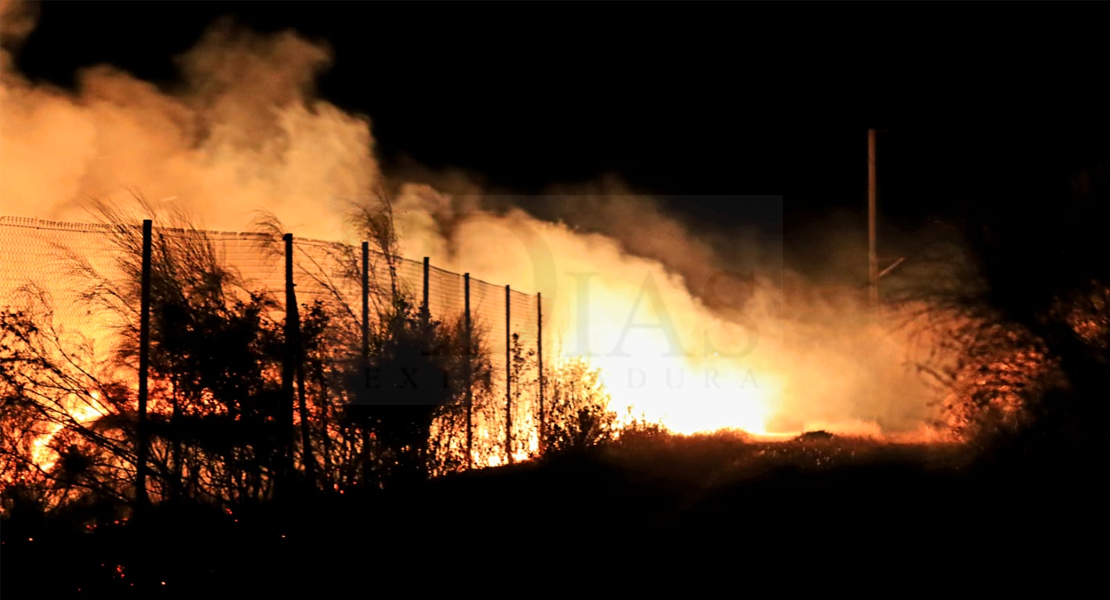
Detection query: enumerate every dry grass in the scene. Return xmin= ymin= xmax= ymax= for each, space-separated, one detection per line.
xmin=600 ymin=429 xmax=970 ymax=492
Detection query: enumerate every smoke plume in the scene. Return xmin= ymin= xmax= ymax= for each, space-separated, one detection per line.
xmin=1 ymin=14 xmax=954 ymax=438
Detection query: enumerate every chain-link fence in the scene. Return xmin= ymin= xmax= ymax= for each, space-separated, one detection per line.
xmin=0 ymin=216 xmax=551 ymax=467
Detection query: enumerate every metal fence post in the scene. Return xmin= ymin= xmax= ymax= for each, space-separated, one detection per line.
xmin=422 ymin=257 xmax=430 ymax=323
xmin=136 ymin=219 xmax=152 ymax=507
xmin=464 ymin=273 xmax=472 ymax=469
xmin=505 ymin=285 xmax=512 ymax=464
xmin=361 ymin=242 xmax=369 ymax=359
xmin=537 ymin=292 xmax=544 ymax=454
xmin=282 ymin=233 xmax=297 ymax=484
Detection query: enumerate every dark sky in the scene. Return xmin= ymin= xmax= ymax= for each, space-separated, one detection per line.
xmin=12 ymin=2 xmax=1110 ymax=234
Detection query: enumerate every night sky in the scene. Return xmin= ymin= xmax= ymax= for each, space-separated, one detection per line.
xmin=12 ymin=3 xmax=1109 ymax=233
xmin=4 ymin=9 xmax=1109 ymax=591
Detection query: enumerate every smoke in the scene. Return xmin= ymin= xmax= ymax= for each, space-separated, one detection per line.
xmin=387 ymin=184 xmax=950 ymax=436
xmin=1 ymin=15 xmax=957 ymax=438
xmin=0 ymin=0 xmax=38 ymax=53
xmin=1 ymin=15 xmax=378 ymax=235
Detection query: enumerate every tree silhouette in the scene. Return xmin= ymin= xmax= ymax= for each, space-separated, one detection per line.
xmin=897 ymin=155 xmax=1110 ymax=458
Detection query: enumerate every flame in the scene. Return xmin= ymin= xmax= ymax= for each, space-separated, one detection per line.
xmin=572 ymin=299 xmax=779 ymax=436
xmin=29 ymin=391 xmax=107 ymax=471
xmin=414 ymin=210 xmax=794 ymax=437
xmin=0 ymin=14 xmax=957 ymax=449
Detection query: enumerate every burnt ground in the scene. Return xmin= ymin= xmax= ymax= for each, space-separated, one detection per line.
xmin=1 ymin=432 xmax=1103 ymax=596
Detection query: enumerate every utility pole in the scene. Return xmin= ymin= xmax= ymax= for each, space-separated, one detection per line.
xmin=868 ymin=128 xmax=879 ymax=309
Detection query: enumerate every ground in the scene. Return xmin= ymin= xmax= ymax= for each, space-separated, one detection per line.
xmin=1 ymin=432 xmax=1101 ymax=596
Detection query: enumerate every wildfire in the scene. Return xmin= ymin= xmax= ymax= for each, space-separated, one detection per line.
xmin=0 ymin=8 xmax=959 ymax=468
xmin=585 ymin=341 xmax=779 ymax=436
xmin=30 ymin=391 xmax=108 ymax=471
xmin=438 ymin=213 xmax=789 ymax=438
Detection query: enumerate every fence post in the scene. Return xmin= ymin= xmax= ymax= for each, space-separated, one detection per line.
xmin=537 ymin=292 xmax=544 ymax=454
xmin=422 ymin=257 xmax=430 ymax=324
xmin=505 ymin=285 xmax=513 ymax=464
xmin=359 ymin=241 xmax=371 ymax=485
xmin=283 ymin=235 xmax=316 ymax=485
xmin=136 ymin=219 xmax=152 ymax=508
xmin=282 ymin=233 xmax=297 ymax=486
xmin=464 ymin=273 xmax=472 ymax=470
xmin=361 ymin=242 xmax=369 ymax=359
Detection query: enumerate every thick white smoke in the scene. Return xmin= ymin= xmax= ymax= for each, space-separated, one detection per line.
xmin=1 ymin=9 xmax=952 ymax=438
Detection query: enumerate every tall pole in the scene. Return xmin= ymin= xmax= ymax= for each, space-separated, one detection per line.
xmin=505 ymin=285 xmax=512 ymax=464
xmin=464 ymin=274 xmax=473 ymax=469
xmin=868 ymin=128 xmax=879 ymax=309
xmin=136 ymin=219 xmax=152 ymax=508
xmin=537 ymin=292 xmax=544 ymax=454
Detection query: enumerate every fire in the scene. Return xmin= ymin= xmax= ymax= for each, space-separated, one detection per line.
xmin=0 ymin=11 xmax=953 ymax=451
xmin=419 ymin=210 xmax=791 ymax=438
xmin=577 ymin=312 xmax=779 ymax=436
xmin=29 ymin=391 xmax=107 ymax=471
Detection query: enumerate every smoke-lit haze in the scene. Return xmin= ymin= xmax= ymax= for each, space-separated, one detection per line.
xmin=2 ymin=5 xmax=377 ymax=233
xmin=0 ymin=4 xmax=951 ymax=438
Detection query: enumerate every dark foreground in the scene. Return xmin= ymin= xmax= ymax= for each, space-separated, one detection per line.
xmin=2 ymin=433 xmax=1103 ymax=596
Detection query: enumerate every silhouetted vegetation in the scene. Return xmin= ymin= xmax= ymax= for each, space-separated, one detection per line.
xmin=0 ymin=193 xmax=624 ymax=521
xmin=893 ymin=159 xmax=1110 ymax=470
xmin=4 ymin=167 xmax=1110 ymax=594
